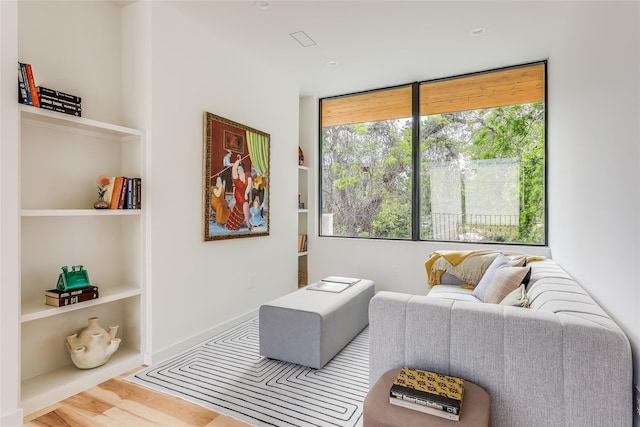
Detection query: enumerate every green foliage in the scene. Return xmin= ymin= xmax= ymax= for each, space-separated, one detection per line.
xmin=321 ymin=102 xmax=545 ymax=244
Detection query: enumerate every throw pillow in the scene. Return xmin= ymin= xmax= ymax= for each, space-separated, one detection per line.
xmin=472 ymin=253 xmax=510 ymax=301
xmin=484 ymin=266 xmax=531 ymax=304
xmin=499 ymin=284 xmax=530 ymax=308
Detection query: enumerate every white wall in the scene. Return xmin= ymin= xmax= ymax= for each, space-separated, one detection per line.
xmin=18 ymin=1 xmax=122 ymax=125
xmin=1 ymin=2 xmax=22 ymax=425
xmin=139 ymin=2 xmax=300 ymax=359
xmin=546 ymin=0 xmax=640 ymax=388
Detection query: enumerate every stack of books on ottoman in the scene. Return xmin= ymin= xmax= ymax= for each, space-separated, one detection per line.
xmin=389 ymin=367 xmax=465 ymax=421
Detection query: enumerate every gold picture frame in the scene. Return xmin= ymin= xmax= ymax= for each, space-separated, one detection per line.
xmin=203 ymin=112 xmax=270 ymax=241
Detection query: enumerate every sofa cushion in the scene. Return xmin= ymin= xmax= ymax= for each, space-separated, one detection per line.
xmin=472 ymin=253 xmax=511 ymax=301
xmin=499 ymin=284 xmax=529 ymax=307
xmin=426 ymin=285 xmax=482 ymax=303
xmin=483 ymin=266 xmax=531 ymax=304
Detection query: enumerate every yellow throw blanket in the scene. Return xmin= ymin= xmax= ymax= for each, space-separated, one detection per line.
xmin=425 ymin=250 xmax=543 ymax=288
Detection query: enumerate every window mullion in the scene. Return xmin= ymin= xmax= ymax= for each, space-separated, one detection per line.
xmin=411 ymin=82 xmax=421 ymax=241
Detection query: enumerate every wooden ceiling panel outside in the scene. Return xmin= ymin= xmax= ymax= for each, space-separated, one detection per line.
xmin=420 ymin=64 xmax=545 ymax=115
xmin=321 ymin=86 xmax=412 ymax=127
xmin=320 ymin=63 xmax=545 ymax=127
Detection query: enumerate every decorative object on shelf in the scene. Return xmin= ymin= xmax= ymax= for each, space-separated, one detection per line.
xmin=298 ymin=146 xmax=305 ymax=165
xmin=203 ymin=112 xmax=270 ymax=241
xmin=66 ymin=317 xmax=121 ymax=369
xmin=298 ymin=269 xmax=308 ymax=287
xmin=94 ymin=174 xmax=111 ymax=209
xmin=56 ymin=265 xmax=91 ymax=291
xmin=298 ymin=194 xmax=305 ymax=209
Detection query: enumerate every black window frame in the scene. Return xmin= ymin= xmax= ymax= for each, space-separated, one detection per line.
xmin=318 ymin=60 xmax=548 ymax=246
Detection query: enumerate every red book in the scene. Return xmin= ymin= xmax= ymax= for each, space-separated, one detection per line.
xmin=24 ymin=63 xmax=39 ymax=107
xmin=117 ymin=177 xmax=128 ymax=209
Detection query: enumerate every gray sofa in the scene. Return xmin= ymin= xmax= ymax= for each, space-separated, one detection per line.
xmin=369 ymin=258 xmax=632 ymax=427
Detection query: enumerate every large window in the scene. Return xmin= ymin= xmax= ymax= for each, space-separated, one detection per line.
xmin=320 ymin=62 xmax=546 ymax=244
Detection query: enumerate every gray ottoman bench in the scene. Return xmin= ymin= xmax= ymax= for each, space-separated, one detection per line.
xmin=259 ymin=279 xmax=375 ymax=369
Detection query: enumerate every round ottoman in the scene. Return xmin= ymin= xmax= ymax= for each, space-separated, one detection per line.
xmin=364 ymin=368 xmax=491 ymax=427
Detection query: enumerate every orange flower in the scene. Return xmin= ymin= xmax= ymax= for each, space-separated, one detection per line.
xmin=96 ymin=175 xmax=111 ymax=197
xmin=97 ymin=175 xmax=111 ymax=187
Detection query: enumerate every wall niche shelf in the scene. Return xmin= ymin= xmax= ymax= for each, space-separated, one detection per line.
xmin=298 ymin=164 xmax=309 ymax=287
xmin=19 ymin=104 xmax=146 ymax=415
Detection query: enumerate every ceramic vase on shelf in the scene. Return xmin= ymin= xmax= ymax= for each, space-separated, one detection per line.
xmin=93 ymin=194 xmax=109 ymax=209
xmin=66 ymin=317 xmax=121 ymax=369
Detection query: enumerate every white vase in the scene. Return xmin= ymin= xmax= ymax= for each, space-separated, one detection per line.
xmin=66 ymin=317 xmax=121 ymax=369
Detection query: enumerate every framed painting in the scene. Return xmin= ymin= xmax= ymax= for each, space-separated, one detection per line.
xmin=203 ymin=112 xmax=270 ymax=241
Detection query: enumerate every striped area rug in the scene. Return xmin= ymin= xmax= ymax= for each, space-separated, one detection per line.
xmin=128 ymin=318 xmax=369 ymax=426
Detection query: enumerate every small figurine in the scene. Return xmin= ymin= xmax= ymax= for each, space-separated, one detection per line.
xmin=298 ymin=147 xmax=305 ymax=166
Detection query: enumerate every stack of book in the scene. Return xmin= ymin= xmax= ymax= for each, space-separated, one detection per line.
xmin=103 ymin=176 xmax=142 ymax=209
xmin=389 ymin=367 xmax=464 ymax=421
xmin=18 ymin=61 xmax=82 ymax=117
xmin=18 ymin=62 xmax=39 ymax=107
xmin=45 ymin=285 xmax=99 ymax=307
xmin=37 ymin=86 xmax=82 ymax=117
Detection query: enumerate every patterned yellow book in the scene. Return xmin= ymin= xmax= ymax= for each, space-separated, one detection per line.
xmin=390 ymin=367 xmax=464 ymax=414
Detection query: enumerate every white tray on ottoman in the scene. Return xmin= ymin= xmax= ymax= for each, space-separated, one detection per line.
xmin=259 ymin=278 xmax=375 ymax=369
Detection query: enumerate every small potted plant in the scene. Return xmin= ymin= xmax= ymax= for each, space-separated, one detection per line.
xmin=94 ymin=175 xmax=111 ymax=209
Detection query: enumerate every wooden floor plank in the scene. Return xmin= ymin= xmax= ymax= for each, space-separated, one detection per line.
xmin=205 ymin=415 xmax=252 ymax=427
xmin=23 ymin=367 xmax=251 ymax=427
xmin=99 ymin=377 xmax=222 ymax=426
xmin=62 ymin=391 xmax=114 ymax=418
xmin=26 ymin=406 xmax=97 ymax=427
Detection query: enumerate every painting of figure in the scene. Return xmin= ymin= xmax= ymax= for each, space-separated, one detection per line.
xmin=203 ymin=112 xmax=270 ymax=241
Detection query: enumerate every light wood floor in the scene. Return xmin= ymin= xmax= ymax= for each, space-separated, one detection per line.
xmin=23 ymin=367 xmax=253 ymax=427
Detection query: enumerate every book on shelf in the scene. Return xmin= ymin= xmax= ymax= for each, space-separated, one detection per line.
xmin=45 ymin=287 xmax=99 ymax=307
xmin=298 ymin=234 xmax=307 ymax=252
xmin=109 ymin=177 xmax=125 ymax=209
xmin=38 ymin=94 xmax=82 ymax=111
xmin=126 ymin=177 xmax=133 ymax=209
xmin=134 ymin=177 xmax=142 ymax=209
xmin=38 ymin=86 xmax=82 ymax=104
xmin=102 ymin=176 xmax=116 ymax=205
xmin=18 ymin=62 xmax=33 ymax=106
xmin=39 ymin=102 xmax=82 ymax=117
xmin=24 ymin=63 xmax=40 ymax=107
xmin=45 ymin=285 xmax=99 ymax=299
xmin=18 ymin=63 xmax=28 ymax=104
xmin=117 ymin=177 xmax=127 ymax=209
xmin=389 ymin=367 xmax=464 ymax=419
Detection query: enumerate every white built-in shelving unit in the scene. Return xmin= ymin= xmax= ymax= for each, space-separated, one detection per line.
xmin=19 ymin=104 xmax=146 ymax=414
xmin=298 ymin=164 xmax=309 ymax=286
